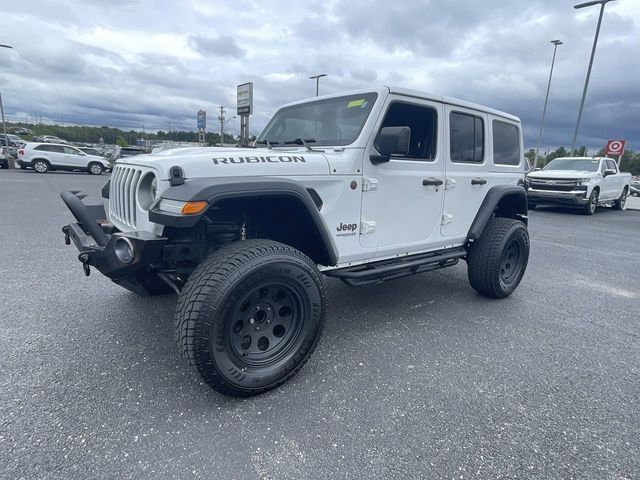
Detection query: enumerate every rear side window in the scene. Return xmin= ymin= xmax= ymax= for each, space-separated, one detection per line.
xmin=376 ymin=102 xmax=437 ymax=160
xmin=34 ymin=145 xmax=52 ymax=152
xmin=492 ymin=120 xmax=521 ymax=166
xmin=450 ymin=112 xmax=484 ymax=163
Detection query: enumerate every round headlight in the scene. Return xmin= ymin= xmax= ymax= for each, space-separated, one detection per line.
xmin=114 ymin=237 xmax=135 ymax=264
xmin=137 ymin=172 xmax=158 ymax=211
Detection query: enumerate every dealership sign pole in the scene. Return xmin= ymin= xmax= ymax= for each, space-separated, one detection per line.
xmin=237 ymin=82 xmax=253 ymax=147
xmin=604 ymin=139 xmax=625 ymax=167
xmin=197 ymin=110 xmax=206 ymax=146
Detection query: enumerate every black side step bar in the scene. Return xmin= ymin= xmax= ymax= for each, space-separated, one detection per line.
xmin=325 ymin=247 xmax=467 ymax=287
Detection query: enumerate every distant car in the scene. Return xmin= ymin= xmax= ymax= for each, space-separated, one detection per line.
xmin=17 ymin=142 xmax=111 ymax=174
xmin=14 ymin=127 xmax=32 ymax=135
xmin=0 ymin=146 xmax=9 ymax=169
xmin=0 ymin=133 xmax=26 ymax=148
xmin=630 ymin=180 xmax=640 ymax=197
xmin=40 ymin=135 xmax=68 ymax=144
xmin=117 ymin=146 xmax=147 ymax=158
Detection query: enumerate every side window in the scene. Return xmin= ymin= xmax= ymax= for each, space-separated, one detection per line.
xmin=606 ymin=159 xmax=618 ymax=172
xmin=377 ymin=102 xmax=437 ymax=160
xmin=49 ymin=145 xmax=65 ymax=153
xmin=450 ymin=112 xmax=484 ymax=163
xmin=34 ymin=145 xmax=51 ymax=152
xmin=492 ymin=120 xmax=520 ymax=166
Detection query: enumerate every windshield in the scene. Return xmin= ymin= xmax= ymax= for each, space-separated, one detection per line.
xmin=543 ymin=158 xmax=600 ymax=172
xmin=257 ymin=92 xmax=377 ymax=147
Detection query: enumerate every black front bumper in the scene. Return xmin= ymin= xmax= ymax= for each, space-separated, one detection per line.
xmin=60 ymin=191 xmax=169 ymax=295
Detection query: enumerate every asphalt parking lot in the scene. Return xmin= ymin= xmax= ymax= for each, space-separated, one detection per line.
xmin=1 ymin=169 xmax=638 ymax=480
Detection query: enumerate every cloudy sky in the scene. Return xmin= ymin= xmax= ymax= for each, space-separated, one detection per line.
xmin=1 ymin=0 xmax=638 ymax=152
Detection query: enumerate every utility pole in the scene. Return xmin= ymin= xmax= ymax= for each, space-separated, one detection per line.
xmin=570 ymin=0 xmax=615 ymax=156
xmin=0 ymin=44 xmax=13 ymax=149
xmin=534 ymin=40 xmax=562 ymax=169
xmin=218 ymin=106 xmax=226 ymax=146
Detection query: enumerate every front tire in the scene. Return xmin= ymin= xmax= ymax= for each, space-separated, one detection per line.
xmin=88 ymin=162 xmax=104 ymax=175
xmin=175 ymin=239 xmax=326 ymax=397
xmin=33 ymin=159 xmax=49 ymax=173
xmin=584 ymin=188 xmax=598 ymax=215
xmin=613 ymin=187 xmax=628 ymax=210
xmin=467 ymin=217 xmax=529 ymax=299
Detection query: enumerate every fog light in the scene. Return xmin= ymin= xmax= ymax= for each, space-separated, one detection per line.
xmin=114 ymin=237 xmax=135 ymax=264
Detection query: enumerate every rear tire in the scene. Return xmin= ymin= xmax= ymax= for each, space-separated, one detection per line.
xmin=175 ymin=239 xmax=326 ymax=397
xmin=467 ymin=217 xmax=529 ymax=299
xmin=88 ymin=162 xmax=103 ymax=175
xmin=33 ymin=159 xmax=49 ymax=173
xmin=613 ymin=187 xmax=628 ymax=210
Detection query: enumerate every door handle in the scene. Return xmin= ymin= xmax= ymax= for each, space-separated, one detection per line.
xmin=471 ymin=178 xmax=487 ymax=185
xmin=423 ymin=178 xmax=444 ymax=186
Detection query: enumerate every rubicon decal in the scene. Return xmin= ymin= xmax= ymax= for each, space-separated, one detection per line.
xmin=336 ymin=222 xmax=358 ymax=237
xmin=212 ymin=156 xmax=306 ymax=165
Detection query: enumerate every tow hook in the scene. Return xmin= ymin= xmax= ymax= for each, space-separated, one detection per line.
xmin=62 ymin=226 xmax=70 ymax=245
xmin=78 ymin=253 xmax=91 ymax=276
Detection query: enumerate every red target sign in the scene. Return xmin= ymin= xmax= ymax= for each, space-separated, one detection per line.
xmin=605 ymin=140 xmax=625 ymax=156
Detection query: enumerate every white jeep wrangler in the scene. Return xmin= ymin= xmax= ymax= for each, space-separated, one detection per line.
xmin=61 ymin=87 xmax=530 ymax=396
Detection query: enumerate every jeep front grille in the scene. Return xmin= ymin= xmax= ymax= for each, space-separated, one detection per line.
xmin=110 ymin=165 xmax=143 ymax=229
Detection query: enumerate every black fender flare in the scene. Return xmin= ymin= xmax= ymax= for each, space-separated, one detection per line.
xmin=467 ymin=185 xmax=528 ymax=242
xmin=149 ymin=176 xmax=338 ymax=266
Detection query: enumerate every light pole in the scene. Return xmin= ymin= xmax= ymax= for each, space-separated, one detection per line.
xmin=570 ymin=0 xmax=615 ymax=156
xmin=534 ymin=40 xmax=562 ymax=169
xmin=0 ymin=44 xmax=13 ymax=149
xmin=309 ymin=74 xmax=327 ymax=96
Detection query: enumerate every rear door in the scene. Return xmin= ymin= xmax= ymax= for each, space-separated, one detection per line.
xmin=441 ymin=108 xmax=523 ymax=241
xmin=360 ymin=95 xmax=445 ymax=254
xmin=45 ymin=145 xmax=67 ymax=166
xmin=441 ymin=107 xmax=489 ymax=240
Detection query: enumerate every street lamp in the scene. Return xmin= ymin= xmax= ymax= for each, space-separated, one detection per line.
xmin=570 ymin=0 xmax=615 ymax=156
xmin=309 ymin=74 xmax=327 ymax=96
xmin=0 ymin=44 xmax=13 ymax=149
xmin=534 ymin=40 xmax=562 ymax=169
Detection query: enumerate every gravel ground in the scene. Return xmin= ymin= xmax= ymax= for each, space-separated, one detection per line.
xmin=1 ymin=169 xmax=638 ymax=480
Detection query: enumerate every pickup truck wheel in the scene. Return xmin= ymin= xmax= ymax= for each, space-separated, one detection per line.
xmin=88 ymin=162 xmax=104 ymax=175
xmin=175 ymin=239 xmax=326 ymax=397
xmin=33 ymin=159 xmax=49 ymax=173
xmin=467 ymin=217 xmax=529 ymax=299
xmin=584 ymin=189 xmax=599 ymax=215
xmin=613 ymin=188 xmax=628 ymax=210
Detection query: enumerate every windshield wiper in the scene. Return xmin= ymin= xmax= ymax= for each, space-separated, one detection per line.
xmin=283 ymin=138 xmax=324 ymax=152
xmin=255 ymin=139 xmax=280 ymax=149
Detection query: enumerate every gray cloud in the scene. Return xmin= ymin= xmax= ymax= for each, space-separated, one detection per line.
xmin=188 ymin=35 xmax=246 ymax=58
xmin=0 ymin=0 xmax=637 ymax=151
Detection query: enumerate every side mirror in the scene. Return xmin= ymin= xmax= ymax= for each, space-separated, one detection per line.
xmin=371 ymin=126 xmax=411 ymax=163
xmin=603 ymin=169 xmax=616 ymax=177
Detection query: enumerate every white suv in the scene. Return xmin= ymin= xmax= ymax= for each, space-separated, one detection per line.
xmin=18 ymin=143 xmax=111 ymax=174
xmin=60 ymin=87 xmax=529 ymax=396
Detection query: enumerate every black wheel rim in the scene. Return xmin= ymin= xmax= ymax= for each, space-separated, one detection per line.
xmin=499 ymin=237 xmax=525 ymax=287
xmin=228 ymin=282 xmax=304 ymax=368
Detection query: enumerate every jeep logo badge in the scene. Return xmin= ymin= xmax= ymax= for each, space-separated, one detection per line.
xmin=336 ymin=222 xmax=358 ymax=237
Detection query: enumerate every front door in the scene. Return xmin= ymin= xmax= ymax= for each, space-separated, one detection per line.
xmin=360 ymin=96 xmax=445 ymax=255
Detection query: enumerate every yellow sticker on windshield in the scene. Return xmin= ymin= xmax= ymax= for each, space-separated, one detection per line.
xmin=347 ymin=99 xmax=365 ymax=108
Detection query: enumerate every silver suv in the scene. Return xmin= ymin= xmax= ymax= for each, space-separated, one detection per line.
xmin=18 ymin=143 xmax=111 ymax=174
